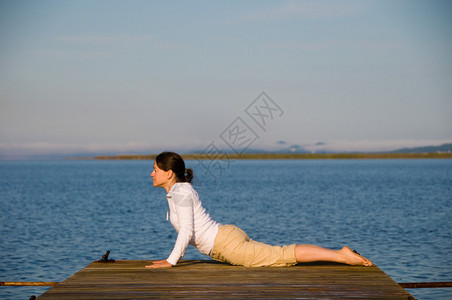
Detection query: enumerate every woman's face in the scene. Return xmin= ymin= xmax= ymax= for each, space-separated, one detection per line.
xmin=151 ymin=161 xmax=170 ymax=188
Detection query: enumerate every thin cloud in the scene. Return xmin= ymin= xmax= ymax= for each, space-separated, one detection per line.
xmin=58 ymin=34 xmax=155 ymax=44
xmin=58 ymin=34 xmax=188 ymax=51
xmin=302 ymin=139 xmax=452 ymax=153
xmin=33 ymin=49 xmax=114 ymax=61
xmin=266 ymin=40 xmax=403 ymax=52
xmin=0 ymin=141 xmax=154 ymax=156
xmin=228 ymin=0 xmax=367 ymax=23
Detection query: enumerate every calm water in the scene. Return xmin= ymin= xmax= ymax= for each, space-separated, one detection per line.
xmin=0 ymin=159 xmax=451 ymax=299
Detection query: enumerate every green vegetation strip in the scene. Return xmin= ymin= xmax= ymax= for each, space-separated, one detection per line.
xmin=88 ymin=153 xmax=452 ymax=160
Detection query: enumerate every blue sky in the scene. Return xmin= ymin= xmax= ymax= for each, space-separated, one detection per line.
xmin=1 ymin=0 xmax=451 ymax=158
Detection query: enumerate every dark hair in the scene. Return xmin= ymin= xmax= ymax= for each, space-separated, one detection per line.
xmin=155 ymin=151 xmax=193 ymax=183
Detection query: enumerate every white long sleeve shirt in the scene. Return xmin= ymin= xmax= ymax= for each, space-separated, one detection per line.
xmin=165 ymin=182 xmax=220 ymax=265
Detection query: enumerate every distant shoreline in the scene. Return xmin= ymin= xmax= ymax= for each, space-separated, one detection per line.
xmin=74 ymin=152 xmax=452 ymax=160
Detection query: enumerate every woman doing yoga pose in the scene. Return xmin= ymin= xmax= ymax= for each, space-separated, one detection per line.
xmin=145 ymin=152 xmax=372 ymax=269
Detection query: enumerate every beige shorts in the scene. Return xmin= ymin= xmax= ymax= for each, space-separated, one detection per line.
xmin=211 ymin=225 xmax=297 ymax=267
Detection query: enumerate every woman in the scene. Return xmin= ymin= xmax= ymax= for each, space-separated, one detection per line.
xmin=145 ymin=152 xmax=372 ymax=269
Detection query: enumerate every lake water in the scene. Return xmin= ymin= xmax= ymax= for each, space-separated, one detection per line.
xmin=0 ymin=159 xmax=451 ymax=299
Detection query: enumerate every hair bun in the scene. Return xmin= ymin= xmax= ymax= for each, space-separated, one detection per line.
xmin=185 ymin=168 xmax=194 ymax=183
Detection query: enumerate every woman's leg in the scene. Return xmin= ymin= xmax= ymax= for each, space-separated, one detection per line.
xmin=295 ymin=245 xmax=372 ymax=266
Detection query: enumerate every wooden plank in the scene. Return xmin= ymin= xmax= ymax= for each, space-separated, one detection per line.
xmin=0 ymin=282 xmax=59 ymax=286
xmin=399 ymin=282 xmax=452 ymax=289
xmin=38 ymin=260 xmax=415 ymax=299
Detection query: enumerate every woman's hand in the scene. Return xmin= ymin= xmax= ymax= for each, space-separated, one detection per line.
xmin=145 ymin=260 xmax=173 ymax=269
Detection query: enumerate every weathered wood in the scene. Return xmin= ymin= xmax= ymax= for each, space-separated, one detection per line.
xmin=0 ymin=282 xmax=59 ymax=286
xmin=399 ymin=282 xmax=452 ymax=289
xmin=38 ymin=260 xmax=415 ymax=299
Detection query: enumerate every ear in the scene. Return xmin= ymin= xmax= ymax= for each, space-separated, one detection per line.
xmin=167 ymin=169 xmax=175 ymax=180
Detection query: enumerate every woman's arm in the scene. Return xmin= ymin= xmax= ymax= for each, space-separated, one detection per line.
xmin=147 ymin=192 xmax=194 ymax=268
xmin=166 ymin=194 xmax=194 ymax=265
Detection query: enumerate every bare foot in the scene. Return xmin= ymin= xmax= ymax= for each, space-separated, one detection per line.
xmin=339 ymin=246 xmax=373 ymax=266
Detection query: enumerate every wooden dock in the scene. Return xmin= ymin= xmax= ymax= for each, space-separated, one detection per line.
xmin=38 ymin=260 xmax=414 ymax=299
